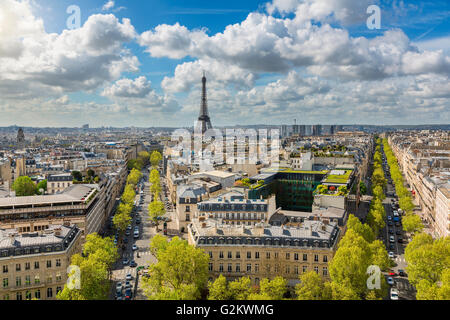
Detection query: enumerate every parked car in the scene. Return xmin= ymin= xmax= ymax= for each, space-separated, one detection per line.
xmin=390 ymin=288 xmax=399 ymax=300
xmin=116 ymin=282 xmax=122 ymax=291
xmin=130 ymin=260 xmax=137 ymax=268
xmin=125 ymin=230 xmax=130 ymax=236
xmin=132 ymin=244 xmax=138 ymax=251
xmin=127 ymin=225 xmax=132 ymax=230
xmin=388 ymin=221 xmax=393 ymax=226
xmin=387 ymin=216 xmax=392 ymax=221
xmin=124 ymin=289 xmax=132 ymax=300
xmin=387 ymin=277 xmax=395 ymax=285
xmin=122 ymin=259 xmax=129 ymax=265
xmin=398 ymin=237 xmax=403 ymax=243
xmin=389 ymin=243 xmax=395 ymax=250
xmin=388 ymin=251 xmax=394 ymax=259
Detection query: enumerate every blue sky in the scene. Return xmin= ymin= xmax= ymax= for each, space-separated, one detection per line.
xmin=0 ymin=0 xmax=449 ymax=127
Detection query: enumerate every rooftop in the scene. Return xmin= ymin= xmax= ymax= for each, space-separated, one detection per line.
xmin=0 ymin=184 xmax=98 ymax=207
xmin=0 ymin=224 xmax=78 ymax=251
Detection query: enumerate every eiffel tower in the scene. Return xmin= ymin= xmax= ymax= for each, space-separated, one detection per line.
xmin=196 ymin=71 xmax=213 ymax=134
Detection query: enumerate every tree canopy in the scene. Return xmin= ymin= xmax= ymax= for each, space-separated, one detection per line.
xmin=12 ymin=176 xmax=37 ymax=196
xmin=142 ymin=235 xmax=209 ymax=300
xmin=57 ymin=233 xmax=118 ymax=300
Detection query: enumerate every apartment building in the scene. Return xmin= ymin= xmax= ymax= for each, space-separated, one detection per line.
xmin=0 ymin=223 xmax=82 ymax=300
xmin=47 ymin=173 xmax=73 ymax=194
xmin=388 ymin=132 xmax=449 ymax=237
xmin=188 ymin=218 xmax=340 ymax=286
xmin=0 ymin=184 xmax=104 ymax=237
xmin=435 ymin=184 xmax=450 ymax=238
xmin=197 ymin=190 xmax=277 ymax=226
xmin=175 ymin=184 xmax=208 ymax=232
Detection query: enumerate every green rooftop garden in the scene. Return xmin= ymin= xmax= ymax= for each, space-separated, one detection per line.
xmin=324 ymin=170 xmax=353 ymax=184
xmin=263 ymin=167 xmax=329 ymax=175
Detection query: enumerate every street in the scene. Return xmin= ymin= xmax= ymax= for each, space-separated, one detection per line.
xmin=379 ymin=145 xmax=416 ymax=300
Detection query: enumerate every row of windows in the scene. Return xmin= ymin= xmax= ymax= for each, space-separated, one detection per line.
xmin=2 ymin=287 xmax=62 ymax=300
xmin=212 ymin=212 xmax=266 ymax=220
xmin=212 ymin=251 xmax=328 ymax=263
xmin=210 ymin=263 xmax=328 ymax=276
xmin=199 ymin=237 xmax=330 ymax=248
xmin=2 ymin=259 xmax=62 ymax=273
xmin=2 ymin=273 xmax=63 ymax=288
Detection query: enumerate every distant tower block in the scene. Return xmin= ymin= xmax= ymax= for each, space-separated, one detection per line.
xmin=195 ymin=71 xmax=213 ymax=134
xmin=17 ymin=128 xmax=25 ymax=150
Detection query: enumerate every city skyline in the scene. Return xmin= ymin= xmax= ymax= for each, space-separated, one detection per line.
xmin=0 ymin=0 xmax=449 ymax=127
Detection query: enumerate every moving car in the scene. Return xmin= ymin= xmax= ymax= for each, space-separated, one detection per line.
xmin=125 ymin=230 xmax=130 ymax=236
xmin=398 ymin=269 xmax=406 ymax=277
xmin=122 ymin=259 xmax=129 ymax=265
xmin=116 ymin=282 xmax=122 ymax=292
xmin=125 ymin=289 xmax=132 ymax=300
xmin=390 ymin=288 xmax=399 ymax=300
xmin=388 ymin=251 xmax=394 ymax=259
xmin=390 ymin=236 xmax=395 ymax=243
xmin=132 ymin=244 xmax=138 ymax=251
xmin=133 ymin=230 xmax=139 ymax=239
xmin=130 ymin=260 xmax=137 ymax=268
xmin=126 ymin=273 xmax=133 ymax=281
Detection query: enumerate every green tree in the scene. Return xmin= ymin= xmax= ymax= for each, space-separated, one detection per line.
xmin=57 ymin=233 xmax=118 ymax=300
xmin=295 ymin=271 xmax=331 ymax=300
xmin=36 ymin=180 xmax=47 ymax=195
xmin=253 ymin=277 xmax=287 ymax=300
xmin=121 ymin=184 xmax=136 ymax=206
xmin=151 ymin=181 xmax=162 ymax=198
xmin=71 ymin=170 xmax=83 ymax=182
xmin=87 ymin=169 xmax=95 ymax=178
xmin=347 ymin=214 xmax=375 ymax=243
xmin=228 ymin=277 xmax=255 ymax=300
xmin=113 ymin=203 xmax=132 ymax=233
xmin=208 ymin=275 xmax=232 ymax=300
xmin=12 ymin=176 xmax=37 ymax=196
xmin=359 ymin=181 xmax=367 ymax=195
xmin=127 ymin=168 xmax=142 ymax=186
xmin=127 ymin=159 xmax=142 ymax=171
xmin=150 ymin=150 xmax=163 ymax=168
xmin=142 ymin=235 xmax=209 ymax=300
xmin=405 ymin=234 xmax=449 ymax=286
xmin=148 ymin=200 xmax=165 ymax=229
xmin=149 ymin=168 xmax=160 ymax=184
xmin=403 ymin=214 xmax=424 ymax=234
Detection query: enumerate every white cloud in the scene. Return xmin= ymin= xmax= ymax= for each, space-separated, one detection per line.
xmin=0 ymin=1 xmax=139 ymax=97
xmin=140 ymin=11 xmax=450 ymax=92
xmin=102 ymin=76 xmax=152 ymax=98
xmin=102 ymin=1 xmax=115 ymax=11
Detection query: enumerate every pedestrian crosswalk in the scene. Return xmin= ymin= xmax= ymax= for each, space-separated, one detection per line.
xmin=394 ymin=256 xmax=406 ymax=263
xmin=113 ymin=267 xmax=137 ymax=277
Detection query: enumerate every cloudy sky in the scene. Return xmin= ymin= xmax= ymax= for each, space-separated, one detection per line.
xmin=0 ymin=0 xmax=449 ymax=127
